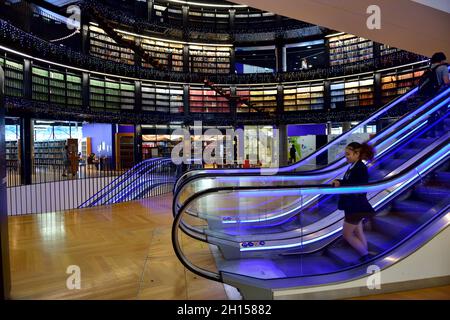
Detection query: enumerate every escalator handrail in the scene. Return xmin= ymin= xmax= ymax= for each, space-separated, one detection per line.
xmin=78 ymin=157 xmax=165 ymax=208
xmin=98 ymin=158 xmax=173 ymax=205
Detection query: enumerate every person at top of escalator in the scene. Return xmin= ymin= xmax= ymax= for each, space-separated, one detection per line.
xmin=332 ymin=142 xmax=376 ymax=262
xmin=431 ymin=52 xmax=449 ymax=89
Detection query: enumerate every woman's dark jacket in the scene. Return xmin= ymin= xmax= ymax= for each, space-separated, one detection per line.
xmin=337 ymin=160 xmax=375 ymax=214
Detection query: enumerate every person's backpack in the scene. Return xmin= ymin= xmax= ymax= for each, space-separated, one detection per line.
xmin=418 ymin=64 xmax=441 ymax=96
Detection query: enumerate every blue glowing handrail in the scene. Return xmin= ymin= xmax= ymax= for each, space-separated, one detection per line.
xmin=105 ymin=159 xmax=175 ymax=204
xmin=95 ymin=158 xmax=171 ymax=206
xmin=78 ymin=157 xmax=166 ymax=208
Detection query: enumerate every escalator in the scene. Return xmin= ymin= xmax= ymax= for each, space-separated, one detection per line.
xmin=172 ymin=91 xmax=450 ymax=299
xmin=174 ymin=88 xmax=450 ymax=239
xmin=79 ymin=157 xmax=177 ymax=208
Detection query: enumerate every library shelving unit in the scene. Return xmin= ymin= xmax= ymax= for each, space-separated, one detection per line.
xmin=81 ymin=137 xmax=92 ymax=163
xmin=115 ymin=133 xmax=134 ymax=170
xmin=6 ymin=140 xmax=20 ymax=169
xmin=142 ymin=83 xmax=184 ymax=113
xmin=381 ymin=67 xmax=425 ymax=104
xmin=32 ymin=66 xmax=50 ymax=102
xmin=329 ymin=33 xmax=373 ymax=66
xmin=66 ymin=73 xmax=83 ymax=109
xmin=380 ymin=44 xmax=399 ymax=56
xmin=283 ymin=83 xmax=325 ymax=111
xmin=0 ymin=57 xmax=23 ymax=97
xmin=90 ymin=77 xmax=135 ymax=111
xmin=236 ymin=86 xmax=277 ymax=113
xmin=188 ymin=7 xmax=230 ymax=30
xmin=89 ymin=25 xmax=135 ymax=65
xmin=49 ymin=69 xmax=66 ymax=105
xmin=33 ymin=140 xmax=66 ymax=166
xmin=331 ymin=77 xmax=374 ymax=108
xmin=189 ymin=86 xmax=230 ymax=113
xmin=139 ymin=37 xmax=184 ymax=72
xmin=189 ymin=44 xmax=231 ymax=74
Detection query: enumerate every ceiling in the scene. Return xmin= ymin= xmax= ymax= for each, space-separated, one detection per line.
xmin=231 ymin=0 xmax=450 ymax=57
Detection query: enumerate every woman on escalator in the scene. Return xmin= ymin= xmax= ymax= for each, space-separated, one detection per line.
xmin=332 ymin=142 xmax=376 ymax=262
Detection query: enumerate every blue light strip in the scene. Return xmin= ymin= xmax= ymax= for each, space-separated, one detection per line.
xmin=238 ymin=144 xmax=449 ymax=251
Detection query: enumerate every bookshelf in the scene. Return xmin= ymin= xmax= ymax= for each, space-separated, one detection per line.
xmin=140 ymin=38 xmax=184 ymax=72
xmin=81 ymin=137 xmax=91 ymax=164
xmin=6 ymin=140 xmax=20 ymax=169
xmin=381 ymin=68 xmax=425 ymax=104
xmin=328 ymin=34 xmax=373 ymax=66
xmin=115 ymin=133 xmax=134 ymax=170
xmin=189 ymin=87 xmax=230 ymax=113
xmin=119 ymin=82 xmax=135 ymax=110
xmin=380 ymin=44 xmax=399 ymax=56
xmin=49 ymin=70 xmax=66 ymax=105
xmin=142 ymin=83 xmax=184 ymax=113
xmin=284 ymin=84 xmax=324 ymax=111
xmin=32 ymin=67 xmax=49 ymax=102
xmin=66 ymin=73 xmax=82 ymax=108
xmin=331 ymin=77 xmax=374 ymax=108
xmin=90 ymin=78 xmax=134 ymax=111
xmin=33 ymin=140 xmax=66 ymax=165
xmin=237 ymin=86 xmax=277 ymax=113
xmin=0 ymin=58 xmax=23 ymax=97
xmin=89 ymin=25 xmax=135 ymax=65
xmin=189 ymin=45 xmax=231 ymax=74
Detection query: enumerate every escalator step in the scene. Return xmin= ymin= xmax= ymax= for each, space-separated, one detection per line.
xmin=275 ymin=255 xmax=340 ymax=277
xmin=372 ymin=215 xmax=417 ymax=239
xmin=393 ymin=199 xmax=431 ymax=213
xmin=324 ymin=246 xmax=361 ymax=266
xmin=365 ymin=231 xmax=393 ymax=253
xmin=413 ymin=186 xmax=450 ymax=203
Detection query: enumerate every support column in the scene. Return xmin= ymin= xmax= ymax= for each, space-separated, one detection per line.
xmin=275 ymin=37 xmax=284 ymax=73
xmin=228 ymin=9 xmax=235 ymax=31
xmin=82 ymin=72 xmax=90 ymax=111
xmin=20 ymin=116 xmax=32 ymax=185
xmin=147 ymin=0 xmax=154 ymax=22
xmin=277 ymin=124 xmax=288 ymax=167
xmin=182 ymin=5 xmax=189 ymax=40
xmin=81 ymin=9 xmax=90 ymax=55
xmin=230 ymin=85 xmax=237 ymax=122
xmin=0 ymin=66 xmax=11 ymax=300
xmin=134 ymin=124 xmax=142 ymax=164
xmin=134 ymin=80 xmax=142 ymax=113
xmin=374 ymin=72 xmax=382 ymax=108
xmin=134 ymin=38 xmax=142 ymax=68
xmin=229 ymin=47 xmax=235 ymax=74
xmin=183 ymin=46 xmax=190 ymax=73
xmin=324 ymin=80 xmax=331 ymax=110
xmin=183 ymin=84 xmax=190 ymax=117
xmin=23 ymin=59 xmax=32 ymax=100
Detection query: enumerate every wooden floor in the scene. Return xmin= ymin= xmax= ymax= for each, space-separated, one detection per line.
xmin=8 ymin=194 xmax=228 ymax=300
xmin=7 ymin=194 xmax=450 ymax=300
